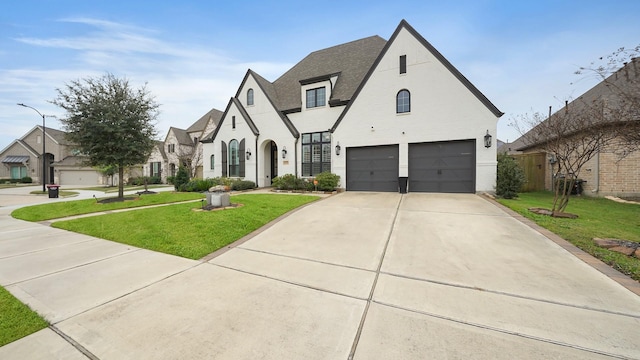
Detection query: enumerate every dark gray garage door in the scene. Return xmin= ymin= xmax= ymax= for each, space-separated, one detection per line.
xmin=409 ymin=140 xmax=475 ymax=193
xmin=347 ymin=145 xmax=399 ymax=192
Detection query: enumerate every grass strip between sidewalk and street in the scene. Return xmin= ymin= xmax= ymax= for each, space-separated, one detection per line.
xmin=52 ymin=194 xmax=319 ymax=259
xmin=11 ymin=192 xmax=205 ymax=222
xmin=0 ymin=286 xmax=48 ymax=347
xmin=498 ymin=191 xmax=640 ymax=282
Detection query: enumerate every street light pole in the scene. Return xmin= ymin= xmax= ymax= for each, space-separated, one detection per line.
xmin=17 ymin=103 xmax=53 ymax=192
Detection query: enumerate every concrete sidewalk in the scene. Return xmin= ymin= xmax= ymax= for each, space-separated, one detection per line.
xmin=0 ymin=192 xmax=639 ymax=359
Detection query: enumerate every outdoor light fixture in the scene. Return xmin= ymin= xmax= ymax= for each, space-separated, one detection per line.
xmin=18 ymin=103 xmax=55 ymax=192
xmin=281 ymin=146 xmax=287 ymax=159
xmin=246 ymin=148 xmax=252 ymax=160
xmin=335 ymin=142 xmax=341 ymax=156
xmin=484 ymin=130 xmax=492 ymax=148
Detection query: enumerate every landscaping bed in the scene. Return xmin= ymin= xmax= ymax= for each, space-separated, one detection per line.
xmin=498 ymin=191 xmax=640 ymax=281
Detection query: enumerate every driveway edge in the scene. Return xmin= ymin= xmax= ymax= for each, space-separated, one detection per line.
xmin=482 ymin=194 xmax=640 ymax=297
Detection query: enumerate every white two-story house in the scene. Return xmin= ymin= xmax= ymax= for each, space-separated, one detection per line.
xmin=202 ymin=20 xmax=502 ymax=193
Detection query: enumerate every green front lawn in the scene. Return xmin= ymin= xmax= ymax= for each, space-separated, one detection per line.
xmin=498 ymin=192 xmax=640 ymax=281
xmin=12 ymin=192 xmax=204 ymax=222
xmin=71 ymin=185 xmax=169 ymax=193
xmin=0 ymin=286 xmax=48 ymax=347
xmin=53 ymin=194 xmax=319 ymax=259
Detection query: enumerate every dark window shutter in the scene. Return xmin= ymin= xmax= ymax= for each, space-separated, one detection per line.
xmin=239 ymin=139 xmax=245 ymax=177
xmin=221 ymin=141 xmax=228 ymax=177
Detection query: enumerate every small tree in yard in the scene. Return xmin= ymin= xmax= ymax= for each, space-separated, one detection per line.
xmin=496 ymin=153 xmax=525 ymax=199
xmin=52 ymin=73 xmax=159 ymax=200
xmin=174 ymin=166 xmax=190 ymax=191
xmin=512 ymin=47 xmax=640 ymax=215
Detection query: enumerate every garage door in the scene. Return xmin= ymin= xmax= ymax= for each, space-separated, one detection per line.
xmin=59 ymin=170 xmax=100 ymax=186
xmin=409 ymin=140 xmax=475 ymax=193
xmin=346 ymin=145 xmax=399 ymax=192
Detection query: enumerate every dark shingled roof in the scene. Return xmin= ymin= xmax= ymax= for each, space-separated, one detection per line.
xmin=170 ymin=127 xmax=194 ymax=146
xmin=516 ymin=57 xmax=640 ymax=151
xmin=187 ymin=108 xmax=223 ymax=133
xmin=270 ymin=36 xmax=387 ymax=112
xmin=155 ymin=140 xmax=167 ymax=159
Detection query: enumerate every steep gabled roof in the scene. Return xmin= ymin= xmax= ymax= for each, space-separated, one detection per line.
xmin=154 ymin=140 xmax=167 ymax=159
xmin=187 ymin=107 xmax=223 ymax=133
xmin=168 ymin=127 xmax=193 ymax=146
xmin=0 ymin=139 xmax=40 ymax=157
xmin=331 ymin=19 xmax=503 ymax=131
xmin=20 ymin=125 xmax=71 ymax=145
xmin=201 ymin=97 xmax=260 ymax=143
xmin=272 ymin=36 xmax=387 ymax=112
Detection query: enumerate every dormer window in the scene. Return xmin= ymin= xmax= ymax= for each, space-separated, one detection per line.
xmin=306 ymin=87 xmax=326 ymax=108
xmin=247 ymin=88 xmax=254 ymax=106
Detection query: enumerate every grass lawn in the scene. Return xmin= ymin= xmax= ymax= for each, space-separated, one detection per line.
xmin=498 ymin=192 xmax=640 ymax=281
xmin=52 ymin=194 xmax=319 ymax=259
xmin=0 ymin=286 xmax=48 ymax=347
xmin=12 ymin=192 xmax=205 ymax=222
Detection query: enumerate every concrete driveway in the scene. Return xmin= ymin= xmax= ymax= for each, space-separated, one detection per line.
xmin=1 ymin=192 xmax=639 ymax=359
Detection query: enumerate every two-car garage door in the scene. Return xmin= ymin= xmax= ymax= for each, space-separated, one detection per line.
xmin=346 ymin=140 xmax=475 ymax=193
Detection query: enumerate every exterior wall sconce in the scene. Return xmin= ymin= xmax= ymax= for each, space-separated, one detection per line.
xmin=246 ymin=148 xmax=251 ymax=160
xmin=335 ymin=142 xmax=341 ymax=156
xmin=484 ymin=130 xmax=492 ymax=148
xmin=281 ymin=146 xmax=287 ymax=159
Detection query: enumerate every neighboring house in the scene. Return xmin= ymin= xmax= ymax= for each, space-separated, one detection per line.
xmin=145 ymin=108 xmax=222 ymax=182
xmin=202 ymin=20 xmax=502 ymax=193
xmin=0 ymin=125 xmax=105 ymax=185
xmin=514 ymin=57 xmax=640 ymax=197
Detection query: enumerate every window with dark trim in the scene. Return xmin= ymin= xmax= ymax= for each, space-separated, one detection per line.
xmin=400 ymin=55 xmax=407 ymax=74
xmin=396 ymin=89 xmax=410 ymax=113
xmin=306 ymin=87 xmax=326 ymax=108
xmin=229 ymin=139 xmax=239 ymax=177
xmin=247 ymin=88 xmax=254 ymax=106
xmin=150 ymin=162 xmax=161 ymax=177
xmin=210 ymin=155 xmax=214 ymax=170
xmin=167 ymin=144 xmax=175 ymax=153
xmin=302 ymin=131 xmax=331 ymax=176
xmin=232 ymin=115 xmax=236 ymax=129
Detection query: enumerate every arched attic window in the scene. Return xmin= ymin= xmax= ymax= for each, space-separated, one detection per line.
xmin=396 ymin=89 xmax=410 ymax=113
xmin=247 ymin=88 xmax=254 ymax=106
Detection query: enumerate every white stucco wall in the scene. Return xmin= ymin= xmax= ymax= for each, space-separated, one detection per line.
xmin=332 ymin=27 xmax=499 ymax=192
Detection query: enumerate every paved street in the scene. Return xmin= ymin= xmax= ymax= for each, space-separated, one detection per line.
xmin=0 ymin=190 xmax=639 ymax=359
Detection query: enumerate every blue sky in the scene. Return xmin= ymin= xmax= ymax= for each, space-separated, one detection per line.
xmin=1 ymin=0 xmax=639 ymax=150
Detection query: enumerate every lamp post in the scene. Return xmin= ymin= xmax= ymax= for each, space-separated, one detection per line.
xmin=17 ymin=103 xmax=54 ymax=192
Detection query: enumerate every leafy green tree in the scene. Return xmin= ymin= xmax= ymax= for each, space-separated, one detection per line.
xmin=496 ymin=153 xmax=525 ymax=199
xmin=52 ymin=73 xmax=159 ymax=199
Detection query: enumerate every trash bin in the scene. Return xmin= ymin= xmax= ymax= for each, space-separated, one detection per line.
xmin=46 ymin=184 xmax=60 ymax=198
xmin=398 ymin=177 xmax=408 ymax=194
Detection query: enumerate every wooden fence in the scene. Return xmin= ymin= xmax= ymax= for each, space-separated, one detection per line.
xmin=512 ymin=152 xmax=546 ymax=192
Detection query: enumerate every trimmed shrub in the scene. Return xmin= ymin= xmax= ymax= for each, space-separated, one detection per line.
xmin=314 ymin=171 xmax=340 ymax=191
xmin=174 ymin=166 xmax=190 ymax=191
xmin=166 ymin=176 xmax=175 ymax=185
xmin=148 ymin=176 xmax=162 ymax=184
xmin=496 ymin=153 xmax=525 ymax=199
xmin=272 ymin=174 xmax=307 ymax=190
xmin=231 ymin=180 xmax=256 ymax=191
xmin=21 ymin=176 xmax=33 ymax=183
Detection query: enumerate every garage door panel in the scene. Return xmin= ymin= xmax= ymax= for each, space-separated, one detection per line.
xmin=409 ymin=140 xmax=475 ymax=193
xmin=60 ymin=170 xmax=99 ymax=186
xmin=347 ymin=145 xmax=399 ymax=192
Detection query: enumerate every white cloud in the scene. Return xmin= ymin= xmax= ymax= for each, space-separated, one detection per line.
xmin=1 ymin=17 xmax=292 ymax=148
